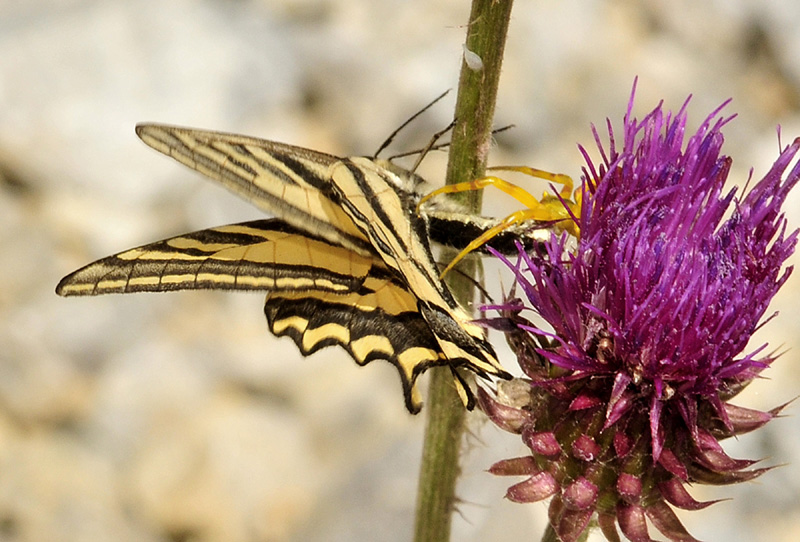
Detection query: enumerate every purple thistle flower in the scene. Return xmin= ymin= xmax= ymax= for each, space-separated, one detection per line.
xmin=481 ymin=86 xmax=800 ymax=542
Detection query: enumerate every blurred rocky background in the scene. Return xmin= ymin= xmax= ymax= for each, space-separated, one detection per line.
xmin=2 ymin=1 xmax=800 ymax=541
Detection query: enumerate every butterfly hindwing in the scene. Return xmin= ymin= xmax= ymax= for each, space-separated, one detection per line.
xmin=264 ymin=282 xmax=446 ymax=412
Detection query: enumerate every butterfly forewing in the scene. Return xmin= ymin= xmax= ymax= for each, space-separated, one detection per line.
xmin=137 ymin=124 xmax=548 ymax=256
xmin=136 ymin=125 xmax=373 ymax=257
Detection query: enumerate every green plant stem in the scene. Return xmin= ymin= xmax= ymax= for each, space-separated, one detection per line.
xmin=412 ymin=2 xmax=514 ymax=542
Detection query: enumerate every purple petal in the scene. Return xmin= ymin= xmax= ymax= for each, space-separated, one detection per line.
xmin=547 ymin=495 xmax=594 ymax=542
xmin=569 ymin=392 xmax=604 ymax=411
xmin=658 ymin=448 xmax=689 ymax=480
xmin=616 ymin=473 xmax=643 ymax=502
xmin=572 ymin=434 xmax=601 ymax=462
xmin=555 ymin=508 xmax=595 ymax=542
xmin=604 ymin=372 xmax=634 ymax=428
xmin=614 ymin=431 xmax=633 ymax=458
xmin=650 ymin=395 xmax=665 ymax=460
xmin=688 ymin=464 xmax=774 ymax=485
xmin=693 ymin=429 xmax=758 ymax=472
xmin=721 ymin=401 xmax=785 ymax=435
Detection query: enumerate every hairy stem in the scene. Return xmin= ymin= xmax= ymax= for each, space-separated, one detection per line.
xmin=413 ymin=1 xmax=514 ymax=541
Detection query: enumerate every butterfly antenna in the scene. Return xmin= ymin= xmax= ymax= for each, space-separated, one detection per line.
xmin=389 ymin=140 xmax=449 ymax=161
xmin=388 ymin=123 xmax=516 ymax=161
xmin=410 ymin=119 xmax=457 ymax=173
xmin=372 ymin=90 xmax=451 ymax=158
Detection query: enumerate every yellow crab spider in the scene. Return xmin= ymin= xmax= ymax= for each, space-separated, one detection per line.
xmin=418 ymin=166 xmax=582 ymax=278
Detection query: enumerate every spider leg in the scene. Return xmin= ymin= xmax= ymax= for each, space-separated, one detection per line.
xmin=418 ymin=175 xmax=543 ymax=210
xmin=487 ymin=166 xmax=574 ymax=200
xmin=417 ymin=167 xmax=579 ymax=278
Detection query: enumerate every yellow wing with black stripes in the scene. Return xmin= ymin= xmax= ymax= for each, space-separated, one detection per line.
xmin=58 ymin=124 xmax=514 ymax=412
